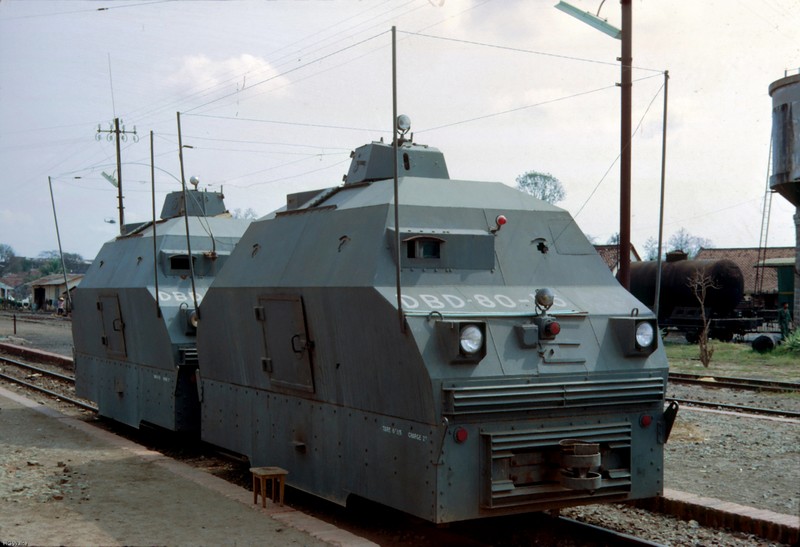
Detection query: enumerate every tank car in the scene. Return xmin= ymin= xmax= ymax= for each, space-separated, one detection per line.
xmin=629 ymin=255 xmax=760 ymax=342
xmin=73 ymin=189 xmax=250 ymax=432
xmin=196 ymin=118 xmax=675 ymax=523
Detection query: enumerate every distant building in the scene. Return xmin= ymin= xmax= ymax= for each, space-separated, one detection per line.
xmin=694 ymin=247 xmax=794 ymax=310
xmin=28 ymin=273 xmax=83 ymax=312
xmin=594 ymin=244 xmax=641 ymax=276
xmin=0 ymin=280 xmax=12 ymax=300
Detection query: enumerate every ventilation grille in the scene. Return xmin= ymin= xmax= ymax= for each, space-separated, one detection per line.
xmin=444 ymin=376 xmax=664 ymax=417
xmin=179 ymin=345 xmax=199 ymax=366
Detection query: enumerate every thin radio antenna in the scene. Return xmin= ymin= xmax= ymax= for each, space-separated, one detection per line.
xmin=108 ymin=53 xmax=116 ymax=118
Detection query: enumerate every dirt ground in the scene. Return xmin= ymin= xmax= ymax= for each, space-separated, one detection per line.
xmin=0 ymin=311 xmax=74 ymax=357
xmin=0 ymin=312 xmax=370 ymax=546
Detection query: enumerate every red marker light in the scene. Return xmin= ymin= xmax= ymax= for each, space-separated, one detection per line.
xmin=546 ymin=321 xmax=561 ymax=336
xmin=640 ymin=415 xmax=653 ymax=427
xmin=454 ymin=427 xmax=469 ymax=444
xmin=496 ymin=215 xmax=507 ymax=226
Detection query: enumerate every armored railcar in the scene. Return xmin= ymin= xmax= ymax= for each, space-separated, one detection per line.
xmin=196 ymin=123 xmax=674 ymax=523
xmin=73 ymin=190 xmax=250 ymax=432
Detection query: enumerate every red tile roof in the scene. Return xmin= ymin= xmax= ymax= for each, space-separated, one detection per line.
xmin=594 ymin=244 xmax=641 ymax=272
xmin=694 ymin=247 xmax=795 ymax=294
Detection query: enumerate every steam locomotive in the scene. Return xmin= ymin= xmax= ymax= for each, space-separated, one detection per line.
xmin=73 ymin=117 xmax=675 ymax=523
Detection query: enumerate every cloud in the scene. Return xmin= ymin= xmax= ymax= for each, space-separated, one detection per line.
xmin=168 ymin=53 xmax=292 ymax=100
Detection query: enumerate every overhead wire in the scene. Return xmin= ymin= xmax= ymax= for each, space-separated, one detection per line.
xmin=184 ymin=113 xmax=383 ymax=134
xmin=0 ymin=0 xmax=174 ymax=21
xmin=182 ymin=30 xmax=391 ymax=115
xmin=128 ymin=2 xmax=423 ymax=123
xmin=572 ymin=75 xmax=667 ymax=223
xmin=400 ymin=30 xmax=664 ymax=73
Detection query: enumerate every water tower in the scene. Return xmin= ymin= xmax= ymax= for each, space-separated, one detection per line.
xmin=769 ymin=71 xmax=800 ymax=315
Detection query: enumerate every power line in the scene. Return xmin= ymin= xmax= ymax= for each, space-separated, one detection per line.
xmin=0 ymin=0 xmax=174 ymax=21
xmin=183 ymin=30 xmax=389 ymax=115
xmin=129 ymin=3 xmax=418 ymax=122
xmin=572 ymin=76 xmax=666 ymax=222
xmin=400 ymin=30 xmax=664 ymax=73
xmin=184 ymin=113 xmax=383 ymax=133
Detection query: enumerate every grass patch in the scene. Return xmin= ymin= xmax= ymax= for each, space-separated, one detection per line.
xmin=665 ymin=339 xmax=799 ymax=381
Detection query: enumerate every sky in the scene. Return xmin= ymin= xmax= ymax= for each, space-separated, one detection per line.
xmin=0 ymin=0 xmax=798 ymax=261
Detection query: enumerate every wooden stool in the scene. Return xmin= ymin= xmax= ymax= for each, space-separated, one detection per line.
xmin=250 ymin=466 xmax=288 ymax=507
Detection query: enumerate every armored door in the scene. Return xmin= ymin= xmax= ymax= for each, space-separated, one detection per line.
xmin=257 ymin=294 xmax=314 ymax=393
xmin=98 ymin=294 xmax=127 ymax=357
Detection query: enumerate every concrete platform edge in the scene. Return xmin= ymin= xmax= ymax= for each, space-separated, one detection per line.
xmin=0 ymin=386 xmax=378 ymax=547
xmin=633 ymin=488 xmax=799 ymax=545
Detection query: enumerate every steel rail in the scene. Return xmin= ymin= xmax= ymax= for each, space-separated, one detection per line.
xmin=0 ymin=370 xmax=97 ymax=412
xmin=669 ymin=397 xmax=800 ymax=419
xmin=0 ymin=355 xmax=74 ymax=383
xmin=669 ymin=372 xmax=800 ymax=393
xmin=556 ymin=516 xmax=665 ymax=546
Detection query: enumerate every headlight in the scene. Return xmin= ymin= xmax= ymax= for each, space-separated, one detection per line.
xmin=459 ymin=324 xmax=483 ymax=355
xmin=635 ymin=321 xmax=654 ymax=348
xmin=609 ymin=317 xmax=657 ymax=356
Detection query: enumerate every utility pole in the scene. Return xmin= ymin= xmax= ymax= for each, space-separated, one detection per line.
xmin=97 ymin=118 xmax=137 ymax=235
xmin=555 ymin=0 xmax=633 ymax=290
xmin=618 ymin=0 xmax=633 ymax=290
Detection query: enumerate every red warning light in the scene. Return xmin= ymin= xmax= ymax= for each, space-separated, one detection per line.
xmin=546 ymin=321 xmax=561 ymax=336
xmin=640 ymin=415 xmax=653 ymax=427
xmin=454 ymin=427 xmax=469 ymax=444
xmin=496 ymin=215 xmax=507 ymax=226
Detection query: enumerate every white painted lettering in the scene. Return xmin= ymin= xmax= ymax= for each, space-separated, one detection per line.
xmin=495 ymin=294 xmax=516 ymax=308
xmin=473 ymin=294 xmax=496 ymax=308
xmin=419 ymin=294 xmax=445 ymax=309
xmin=442 ymin=294 xmax=466 ymax=308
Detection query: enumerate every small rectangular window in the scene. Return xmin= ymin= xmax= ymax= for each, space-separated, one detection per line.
xmin=406 ymin=238 xmax=441 ymax=259
xmin=170 ymin=255 xmax=194 ymax=271
xmin=418 ymin=240 xmax=440 ymax=258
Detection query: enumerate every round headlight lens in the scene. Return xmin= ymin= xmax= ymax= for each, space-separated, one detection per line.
xmin=459 ymin=325 xmax=483 ymax=355
xmin=635 ymin=322 xmax=654 ymax=348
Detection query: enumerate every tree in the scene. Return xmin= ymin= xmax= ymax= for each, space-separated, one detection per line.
xmin=0 ymin=243 xmax=14 ymax=264
xmin=688 ymin=269 xmax=718 ymax=367
xmin=607 ymin=232 xmax=620 ymax=245
xmin=62 ymin=252 xmax=87 ymax=273
xmin=35 ymin=250 xmax=87 ymax=275
xmin=667 ymin=228 xmax=712 ymax=258
xmin=643 ymin=237 xmax=659 ymax=261
xmin=515 ymin=171 xmax=565 ymax=204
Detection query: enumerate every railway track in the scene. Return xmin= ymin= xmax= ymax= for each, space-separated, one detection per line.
xmin=668 ymin=372 xmax=800 ymax=393
xmin=669 ymin=397 xmax=800 ymax=419
xmin=0 ymin=354 xmax=96 ymax=412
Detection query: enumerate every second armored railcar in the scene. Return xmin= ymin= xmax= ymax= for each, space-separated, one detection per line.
xmin=197 ymin=125 xmax=672 ymax=523
xmin=74 ymin=190 xmax=250 ymax=432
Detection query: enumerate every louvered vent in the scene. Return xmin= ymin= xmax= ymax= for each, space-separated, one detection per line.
xmin=179 ymin=345 xmax=199 ymax=366
xmin=444 ymin=376 xmax=664 ymax=417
